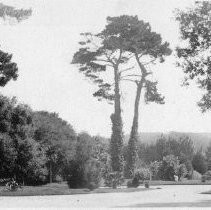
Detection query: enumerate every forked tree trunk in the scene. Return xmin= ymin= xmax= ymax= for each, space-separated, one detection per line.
xmin=110 ymin=65 xmax=124 ymax=173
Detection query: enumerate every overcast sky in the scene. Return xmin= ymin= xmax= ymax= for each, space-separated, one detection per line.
xmin=0 ymin=0 xmax=210 ymax=137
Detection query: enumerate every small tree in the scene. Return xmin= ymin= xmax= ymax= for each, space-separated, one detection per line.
xmin=150 ymin=161 xmax=161 ymax=180
xmin=192 ymin=151 xmax=207 ymax=175
xmin=158 ymin=155 xmax=180 ymax=181
xmin=177 ymin=164 xmax=188 ymax=181
xmin=67 ymin=133 xmax=103 ymax=189
xmin=33 ymin=111 xmax=76 ymax=183
xmin=84 ymin=158 xmax=101 ymax=190
xmin=66 ymin=160 xmax=85 ymax=189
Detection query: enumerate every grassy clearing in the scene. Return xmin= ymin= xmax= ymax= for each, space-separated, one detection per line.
xmin=0 ymin=182 xmax=152 ymax=196
xmin=0 ymin=180 xmax=208 ymax=196
xmin=122 ymin=179 xmax=211 ymax=186
xmin=149 ymin=180 xmax=211 ymax=185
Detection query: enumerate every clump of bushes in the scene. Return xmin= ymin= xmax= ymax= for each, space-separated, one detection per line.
xmin=192 ymin=170 xmax=202 ymax=180
xmin=201 ymin=170 xmax=211 ymax=182
xmin=104 ymin=171 xmax=124 ymax=189
xmin=67 ymin=160 xmax=86 ymax=189
xmin=150 ymin=161 xmax=161 ymax=180
xmin=177 ymin=163 xmax=188 ymax=181
xmin=5 ymin=179 xmax=20 ymax=191
xmin=66 ymin=159 xmax=101 ymax=190
xmin=102 ymin=155 xmax=124 ymax=189
xmin=149 ymin=155 xmax=188 ymax=181
xmin=158 ymin=155 xmax=179 ymax=181
xmin=84 ymin=159 xmax=101 ymax=190
xmin=127 ymin=168 xmax=150 ymax=188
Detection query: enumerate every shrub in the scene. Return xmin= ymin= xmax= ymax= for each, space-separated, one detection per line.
xmin=84 ymin=159 xmax=101 ymax=190
xmin=192 ymin=152 xmax=207 ymax=175
xmin=102 ymin=155 xmax=124 ymax=188
xmin=192 ymin=170 xmax=202 ymax=180
xmin=127 ymin=180 xmax=133 ymax=188
xmin=66 ymin=159 xmax=101 ymax=190
xmin=201 ymin=175 xmax=206 ymax=182
xmin=104 ymin=171 xmax=124 ymax=188
xmin=128 ymin=168 xmax=150 ymax=188
xmin=202 ymin=170 xmax=211 ymax=182
xmin=177 ymin=164 xmax=188 ymax=181
xmin=67 ymin=160 xmax=86 ymax=189
xmin=5 ymin=179 xmax=20 ymax=191
xmin=55 ymin=175 xmax=63 ymax=183
xmin=205 ymin=170 xmax=211 ymax=176
xmin=87 ymin=182 xmax=97 ymax=191
xmin=144 ymin=181 xmax=149 ymax=188
xmin=134 ymin=168 xmax=150 ymax=181
xmin=150 ymin=161 xmax=161 ymax=180
xmin=158 ymin=155 xmax=180 ymax=181
xmin=183 ymin=160 xmax=193 ymax=179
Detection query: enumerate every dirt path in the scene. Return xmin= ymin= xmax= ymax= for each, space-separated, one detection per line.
xmin=0 ymin=185 xmax=211 ymax=208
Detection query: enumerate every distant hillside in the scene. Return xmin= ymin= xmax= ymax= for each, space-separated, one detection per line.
xmin=168 ymin=132 xmax=211 ymax=150
xmin=125 ymin=132 xmax=211 ymax=150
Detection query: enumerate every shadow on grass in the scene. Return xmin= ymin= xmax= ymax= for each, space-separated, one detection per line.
xmin=202 ymin=191 xmax=211 ymax=194
xmin=118 ymin=200 xmax=211 ymax=208
xmin=0 ymin=182 xmax=156 ymax=196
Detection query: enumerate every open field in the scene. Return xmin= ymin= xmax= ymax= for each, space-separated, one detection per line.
xmin=1 ymin=180 xmax=211 ymax=196
xmin=0 ymin=185 xmax=211 ymax=208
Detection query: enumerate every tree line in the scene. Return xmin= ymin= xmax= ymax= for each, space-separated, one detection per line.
xmin=1 ymin=93 xmax=211 ymax=187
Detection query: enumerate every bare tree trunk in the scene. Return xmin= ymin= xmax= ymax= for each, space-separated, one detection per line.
xmin=126 ymin=53 xmax=147 ymax=178
xmin=126 ymin=80 xmax=144 ymax=177
xmin=110 ymin=64 xmax=124 ymax=173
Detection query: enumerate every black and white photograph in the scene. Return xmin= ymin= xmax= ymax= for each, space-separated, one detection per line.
xmin=0 ymin=0 xmax=211 ymax=208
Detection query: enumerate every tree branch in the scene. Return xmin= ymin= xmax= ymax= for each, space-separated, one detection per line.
xmin=121 ymin=74 xmax=142 ymax=78
xmin=135 ymin=53 xmax=148 ymax=76
xmin=117 ymin=48 xmax=123 ymax=64
xmin=142 ymin=58 xmax=156 ymax=66
xmin=95 ymin=59 xmax=114 ymax=67
xmin=121 ymin=78 xmax=138 ymax=84
xmin=105 ymin=52 xmax=115 ymax=66
xmin=119 ymin=66 xmax=135 ymax=75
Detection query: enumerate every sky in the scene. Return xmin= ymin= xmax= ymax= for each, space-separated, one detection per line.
xmin=0 ymin=0 xmax=210 ymax=137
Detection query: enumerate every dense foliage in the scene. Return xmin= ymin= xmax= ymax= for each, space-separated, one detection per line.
xmin=66 ymin=133 xmax=106 ymax=189
xmin=192 ymin=151 xmax=207 ymax=175
xmin=175 ymin=2 xmax=211 ymax=112
xmin=0 ymin=96 xmax=47 ymax=185
xmin=0 ymin=93 xmax=210 ymax=186
xmin=33 ymin=111 xmax=76 ymax=183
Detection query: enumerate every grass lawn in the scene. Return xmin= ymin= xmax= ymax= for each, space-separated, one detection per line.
xmin=149 ymin=180 xmax=211 ymax=185
xmin=0 ymin=182 xmax=152 ymax=196
xmin=122 ymin=179 xmax=211 ymax=186
xmin=0 ymin=179 xmax=209 ymax=196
